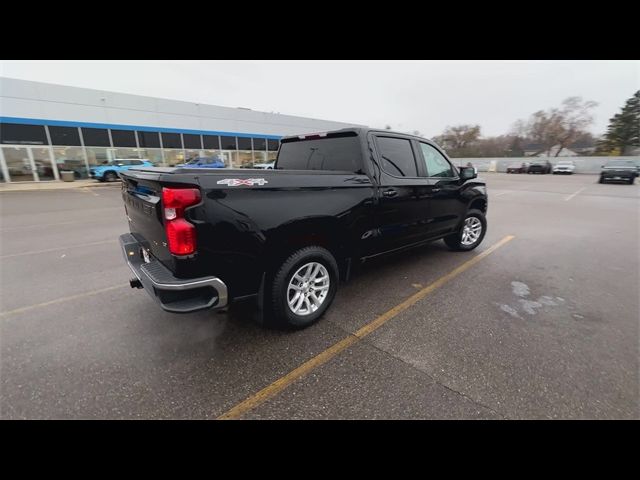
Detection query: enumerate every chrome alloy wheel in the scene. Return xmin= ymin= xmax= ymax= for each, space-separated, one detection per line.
xmin=461 ymin=216 xmax=482 ymax=246
xmin=287 ymin=262 xmax=330 ymax=316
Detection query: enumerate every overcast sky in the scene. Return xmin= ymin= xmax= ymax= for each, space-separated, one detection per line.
xmin=1 ymin=60 xmax=638 ymax=137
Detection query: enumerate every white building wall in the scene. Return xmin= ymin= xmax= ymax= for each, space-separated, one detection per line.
xmin=0 ymin=77 xmax=364 ymax=136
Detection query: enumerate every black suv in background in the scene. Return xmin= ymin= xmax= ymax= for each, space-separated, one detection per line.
xmin=599 ymin=160 xmax=637 ymax=184
xmin=527 ymin=160 xmax=552 ymax=174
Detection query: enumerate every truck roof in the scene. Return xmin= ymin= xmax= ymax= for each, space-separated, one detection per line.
xmin=280 ymin=127 xmax=435 ymax=144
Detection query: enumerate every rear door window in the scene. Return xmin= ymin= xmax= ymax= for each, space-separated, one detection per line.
xmin=375 ymin=136 xmax=419 ymax=177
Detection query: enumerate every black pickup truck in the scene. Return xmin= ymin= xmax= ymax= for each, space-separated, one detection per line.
xmin=119 ymin=128 xmax=488 ymax=329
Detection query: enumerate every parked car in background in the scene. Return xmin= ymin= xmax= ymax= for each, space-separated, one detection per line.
xmin=527 ymin=160 xmax=552 ymax=174
xmin=177 ymin=156 xmax=226 ymax=169
xmin=253 ymin=161 xmax=275 ymax=169
xmin=90 ymin=159 xmax=154 ymax=182
xmin=553 ymin=160 xmax=576 ymax=175
xmin=599 ymin=160 xmax=637 ymax=184
xmin=506 ymin=162 xmax=529 ymax=174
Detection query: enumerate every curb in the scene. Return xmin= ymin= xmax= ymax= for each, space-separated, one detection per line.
xmin=0 ymin=181 xmax=122 ymax=193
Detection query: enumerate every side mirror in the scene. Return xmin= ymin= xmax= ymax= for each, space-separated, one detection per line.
xmin=460 ymin=166 xmax=477 ymax=180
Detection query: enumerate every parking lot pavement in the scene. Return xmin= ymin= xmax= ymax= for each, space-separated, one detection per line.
xmin=1 ymin=174 xmax=638 ymax=419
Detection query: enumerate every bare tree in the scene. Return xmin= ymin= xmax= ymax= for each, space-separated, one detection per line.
xmin=518 ymin=97 xmax=598 ymax=156
xmin=438 ymin=124 xmax=481 ymax=150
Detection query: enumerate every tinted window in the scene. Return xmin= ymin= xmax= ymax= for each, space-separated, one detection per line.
xmin=221 ymin=136 xmax=237 ymax=150
xmin=277 ymin=134 xmax=362 ymax=172
xmin=130 ymin=160 xmax=143 ymax=165
xmin=81 ymin=128 xmax=110 ymax=146
xmin=203 ymin=135 xmax=220 ymax=149
xmin=137 ymin=131 xmax=160 ymax=148
xmin=420 ymin=143 xmax=454 ymax=178
xmin=183 ymin=133 xmax=202 ymax=149
xmin=376 ymin=136 xmax=418 ymax=177
xmin=110 ymin=129 xmax=137 ymax=147
xmin=253 ymin=137 xmax=266 ymax=150
xmin=161 ymin=132 xmax=182 ymax=149
xmin=237 ymin=137 xmax=252 ymax=150
xmin=1 ymin=123 xmax=48 ymax=145
xmin=48 ymin=126 xmax=81 ymax=146
xmin=267 ymin=139 xmax=279 ymax=151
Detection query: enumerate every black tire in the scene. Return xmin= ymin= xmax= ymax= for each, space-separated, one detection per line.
xmin=599 ymin=176 xmax=605 ymax=184
xmin=628 ymin=178 xmax=635 ymax=185
xmin=104 ymin=171 xmax=118 ymax=182
xmin=267 ymin=246 xmax=339 ymax=330
xmin=444 ymin=209 xmax=487 ymax=251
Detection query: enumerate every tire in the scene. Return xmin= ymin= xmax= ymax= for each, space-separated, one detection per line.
xmin=104 ymin=171 xmax=118 ymax=182
xmin=444 ymin=209 xmax=487 ymax=252
xmin=267 ymin=246 xmax=339 ymax=329
xmin=599 ymin=176 xmax=605 ymax=184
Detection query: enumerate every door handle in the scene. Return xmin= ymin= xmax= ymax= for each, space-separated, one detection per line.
xmin=431 ymin=187 xmax=441 ymax=193
xmin=382 ymin=189 xmax=398 ymax=198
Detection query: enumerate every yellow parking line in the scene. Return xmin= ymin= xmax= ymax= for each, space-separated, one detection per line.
xmin=218 ymin=234 xmax=516 ymax=420
xmin=0 ymin=284 xmax=126 ymax=318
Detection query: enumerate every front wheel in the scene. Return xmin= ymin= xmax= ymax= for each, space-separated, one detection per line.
xmin=444 ymin=210 xmax=487 ymax=251
xmin=267 ymin=246 xmax=339 ymax=329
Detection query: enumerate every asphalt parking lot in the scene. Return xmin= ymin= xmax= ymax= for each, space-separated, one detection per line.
xmin=1 ymin=173 xmax=638 ymax=419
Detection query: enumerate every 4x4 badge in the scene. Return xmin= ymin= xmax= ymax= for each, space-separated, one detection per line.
xmin=217 ymin=178 xmax=269 ymax=186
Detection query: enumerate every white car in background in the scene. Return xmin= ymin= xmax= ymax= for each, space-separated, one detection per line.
xmin=253 ymin=162 xmax=275 ymax=169
xmin=553 ymin=160 xmax=576 ymax=175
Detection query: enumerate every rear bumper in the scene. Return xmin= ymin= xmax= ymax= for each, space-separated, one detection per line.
xmin=119 ymin=233 xmax=228 ymax=313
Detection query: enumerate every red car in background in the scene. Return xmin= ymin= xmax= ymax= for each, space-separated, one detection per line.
xmin=506 ymin=162 xmax=529 ymax=173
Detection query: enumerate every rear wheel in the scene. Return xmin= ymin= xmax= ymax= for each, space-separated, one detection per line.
xmin=104 ymin=171 xmax=118 ymax=182
xmin=444 ymin=209 xmax=487 ymax=251
xmin=267 ymin=246 xmax=339 ymax=329
xmin=599 ymin=176 xmax=605 ymax=184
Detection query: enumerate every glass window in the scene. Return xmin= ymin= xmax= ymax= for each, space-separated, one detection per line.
xmin=267 ymin=151 xmax=277 ymax=162
xmin=161 ymin=132 xmax=182 ymax=149
xmin=219 ymin=151 xmax=236 ymax=168
xmin=48 ymin=126 xmax=81 ymax=146
xmin=112 ymin=148 xmax=140 ymax=159
xmin=376 ymin=136 xmax=418 ymax=177
xmin=420 ymin=142 xmax=455 ymax=178
xmin=31 ymin=148 xmax=56 ymax=181
xmin=163 ymin=149 xmax=185 ymax=167
xmin=85 ymin=147 xmax=111 ymax=168
xmin=236 ymin=151 xmax=254 ymax=168
xmin=137 ymin=148 xmax=163 ymax=166
xmin=267 ymin=139 xmax=280 ymax=151
xmin=237 ymin=137 xmax=252 ymax=150
xmin=277 ymin=133 xmax=362 ymax=172
xmin=221 ymin=136 xmax=237 ymax=150
xmin=203 ymin=135 xmax=220 ymax=149
xmin=253 ymin=151 xmax=267 ymax=164
xmin=185 ymin=149 xmax=204 ymax=163
xmin=2 ymin=147 xmax=35 ymax=181
xmin=53 ymin=146 xmax=88 ymax=178
xmin=110 ymin=129 xmax=137 ymax=147
xmin=137 ymin=131 xmax=160 ymax=148
xmin=183 ymin=134 xmax=202 ymax=149
xmin=253 ymin=137 xmax=266 ymax=150
xmin=81 ymin=128 xmax=111 ymax=147
xmin=1 ymin=123 xmax=48 ymax=145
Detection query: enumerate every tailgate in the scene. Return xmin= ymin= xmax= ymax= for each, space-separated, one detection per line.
xmin=120 ymin=169 xmax=174 ymax=267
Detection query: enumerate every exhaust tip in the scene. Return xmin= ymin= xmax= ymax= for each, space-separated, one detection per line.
xmin=129 ymin=278 xmax=143 ymax=289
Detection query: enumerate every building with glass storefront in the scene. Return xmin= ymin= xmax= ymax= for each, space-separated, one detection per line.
xmin=0 ymin=77 xmax=363 ymax=183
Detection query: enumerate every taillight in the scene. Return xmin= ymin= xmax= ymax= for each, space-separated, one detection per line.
xmin=162 ymin=187 xmax=201 ymax=255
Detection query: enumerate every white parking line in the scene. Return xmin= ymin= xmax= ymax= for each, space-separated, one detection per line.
xmin=565 ymin=187 xmax=587 ymax=201
xmin=496 ymin=191 xmax=511 ymax=196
